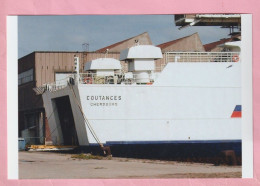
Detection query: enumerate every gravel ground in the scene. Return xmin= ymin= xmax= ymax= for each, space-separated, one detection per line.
xmin=19 ymin=151 xmax=241 ymax=179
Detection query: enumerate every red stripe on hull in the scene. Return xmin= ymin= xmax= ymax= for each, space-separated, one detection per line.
xmin=231 ymin=111 xmax=242 ymax=118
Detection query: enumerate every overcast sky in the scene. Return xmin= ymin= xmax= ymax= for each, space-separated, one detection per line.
xmin=18 ymin=15 xmax=232 ymax=58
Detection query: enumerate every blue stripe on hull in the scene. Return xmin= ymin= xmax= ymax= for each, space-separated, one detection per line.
xmin=104 ymin=140 xmax=241 ymax=145
xmin=234 ymin=105 xmax=242 ymax=111
xmin=83 ymin=140 xmax=241 ymax=160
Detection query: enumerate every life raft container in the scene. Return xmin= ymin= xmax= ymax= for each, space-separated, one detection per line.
xmin=84 ymin=77 xmax=92 ymax=84
xmin=232 ymin=55 xmax=239 ymax=62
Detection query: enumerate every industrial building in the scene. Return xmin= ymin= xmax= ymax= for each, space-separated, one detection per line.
xmin=18 ymin=51 xmax=120 ymax=144
xmin=18 ymin=31 xmax=236 ymax=145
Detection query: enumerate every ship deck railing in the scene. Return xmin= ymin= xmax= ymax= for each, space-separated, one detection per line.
xmin=33 ymin=72 xmax=157 ymax=93
xmin=165 ymin=52 xmax=240 ymax=63
xmin=34 ymin=51 xmax=240 ymax=93
xmin=155 ymin=51 xmax=240 ymax=72
xmin=78 ymin=72 xmax=157 ymax=85
xmin=33 ymin=82 xmax=70 ymax=94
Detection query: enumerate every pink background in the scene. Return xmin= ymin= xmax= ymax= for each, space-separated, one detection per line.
xmin=0 ymin=0 xmax=259 ymax=185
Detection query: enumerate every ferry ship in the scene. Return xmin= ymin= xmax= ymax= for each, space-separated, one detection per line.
xmin=38 ymin=42 xmax=241 ymax=162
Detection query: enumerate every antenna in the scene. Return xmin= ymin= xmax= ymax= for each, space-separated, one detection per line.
xmin=74 ymin=55 xmax=80 ymax=83
xmin=82 ymin=43 xmax=89 ymax=73
xmin=105 ymin=48 xmax=109 ymax=58
xmin=82 ymin=43 xmax=89 ymax=52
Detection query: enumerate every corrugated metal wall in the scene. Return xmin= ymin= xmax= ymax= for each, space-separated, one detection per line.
xmin=104 ymin=33 xmax=152 ymax=52
xmin=18 ymin=82 xmax=43 ymax=110
xmin=35 ymin=52 xmax=122 ymax=86
xmin=161 ymin=33 xmax=205 ymax=53
xmin=35 ymin=52 xmax=84 ymax=86
xmin=18 ymin=52 xmax=35 ymax=74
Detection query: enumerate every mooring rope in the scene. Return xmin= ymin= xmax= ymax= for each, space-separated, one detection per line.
xmin=69 ymin=84 xmax=104 ymax=148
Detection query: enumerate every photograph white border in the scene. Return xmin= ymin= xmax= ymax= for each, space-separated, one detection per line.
xmin=7 ymin=16 xmax=18 ymax=179
xmin=7 ymin=14 xmax=253 ymax=179
xmin=241 ymin=14 xmax=253 ymax=178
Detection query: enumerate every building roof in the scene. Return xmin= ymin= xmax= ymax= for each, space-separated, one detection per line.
xmin=157 ymin=33 xmax=201 ymax=49
xmin=203 ymin=34 xmax=241 ymax=51
xmin=95 ymin=32 xmax=151 ymax=53
xmin=203 ymin=38 xmax=233 ymax=51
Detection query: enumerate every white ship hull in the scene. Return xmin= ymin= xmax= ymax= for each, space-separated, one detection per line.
xmin=42 ymin=62 xmax=241 ymax=151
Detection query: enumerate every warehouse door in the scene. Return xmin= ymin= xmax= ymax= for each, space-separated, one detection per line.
xmin=55 ymin=96 xmax=78 ymax=146
xmin=55 ymin=73 xmax=73 ymax=87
